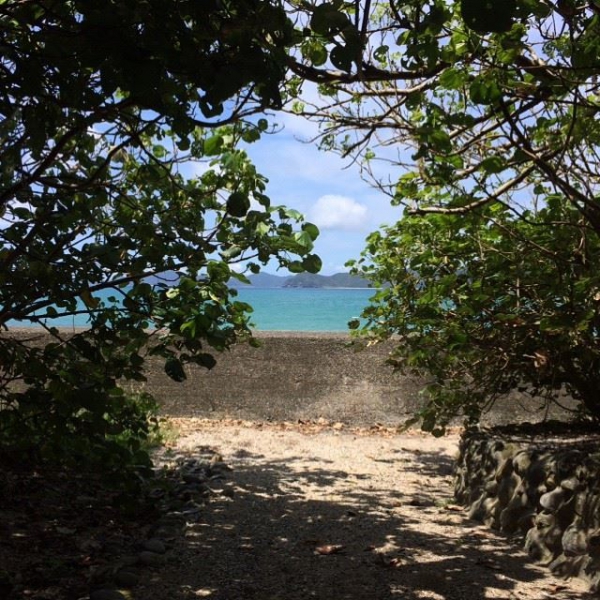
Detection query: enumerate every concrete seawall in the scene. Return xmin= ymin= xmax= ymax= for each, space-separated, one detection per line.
xmin=134 ymin=333 xmax=425 ymax=423
xmin=5 ymin=330 xmax=577 ymax=426
xmin=127 ymin=332 xmax=576 ymax=426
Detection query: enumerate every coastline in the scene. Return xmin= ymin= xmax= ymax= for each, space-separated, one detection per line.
xmin=3 ymin=327 xmax=355 ymax=338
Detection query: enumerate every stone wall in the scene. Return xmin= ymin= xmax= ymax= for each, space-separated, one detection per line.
xmin=454 ymin=424 xmax=600 ymax=590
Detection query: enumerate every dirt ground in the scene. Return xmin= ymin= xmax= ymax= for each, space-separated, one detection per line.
xmin=141 ymin=418 xmax=594 ymax=600
xmin=1 ymin=417 xmax=595 ymax=600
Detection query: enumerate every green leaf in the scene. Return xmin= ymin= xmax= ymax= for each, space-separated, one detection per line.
xmin=348 ymin=318 xmax=360 ymax=330
xmin=221 ymin=245 xmax=243 ymax=260
xmin=280 ymin=207 xmax=303 ymax=221
xmin=469 ymin=77 xmax=502 ymax=105
xmin=194 ymin=353 xmax=217 ymax=370
xmin=302 ymin=222 xmax=320 ymax=241
xmin=480 ymin=156 xmax=506 ymax=174
xmin=287 ymin=260 xmax=305 ymax=274
xmin=227 ymin=192 xmax=250 ymax=217
xmin=204 ymin=134 xmax=224 ymax=156
xmin=302 ymin=254 xmax=322 ymax=274
xmin=439 ymin=68 xmax=464 ymax=90
xmin=241 ymin=128 xmax=261 ymax=143
xmin=302 ymin=39 xmax=328 ymax=67
xmin=311 ymin=3 xmax=351 ymax=36
xmin=373 ymin=45 xmax=389 ymax=64
xmin=330 ymin=45 xmax=353 ymax=72
xmin=294 ymin=230 xmax=314 ymax=250
xmin=421 ymin=413 xmax=436 ymax=432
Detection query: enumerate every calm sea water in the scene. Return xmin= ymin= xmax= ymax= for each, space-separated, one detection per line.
xmin=13 ymin=288 xmax=376 ymax=332
xmin=236 ymin=287 xmax=375 ymax=331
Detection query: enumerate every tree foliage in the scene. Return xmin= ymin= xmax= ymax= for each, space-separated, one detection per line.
xmin=353 ymin=203 xmax=600 ymax=432
xmin=286 ymin=0 xmax=600 ymax=225
xmin=0 ymin=0 xmax=320 ymax=471
xmin=280 ymin=0 xmax=600 ymax=426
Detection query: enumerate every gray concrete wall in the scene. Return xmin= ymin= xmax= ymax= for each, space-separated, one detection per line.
xmin=125 ymin=333 xmax=577 ymax=426
xmin=137 ymin=333 xmax=426 ymax=423
xmin=5 ymin=330 xmax=578 ymax=426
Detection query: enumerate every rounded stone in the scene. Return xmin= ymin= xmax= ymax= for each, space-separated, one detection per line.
xmin=468 ymin=498 xmax=486 ymax=521
xmin=481 ymin=497 xmax=500 ymax=526
xmin=534 ymin=512 xmax=555 ymax=530
xmin=540 ymin=488 xmax=565 ymax=512
xmin=525 ymin=527 xmax=552 ymax=563
xmin=182 ymin=473 xmax=206 ymax=485
xmin=500 ymin=506 xmax=529 ymax=533
xmin=138 ymin=551 xmax=165 ymax=567
xmin=114 ymin=570 xmax=140 ymax=588
xmin=496 ymin=474 xmax=519 ymax=506
xmin=210 ymin=461 xmax=233 ymax=472
xmin=562 ymin=524 xmax=588 ymax=556
xmin=573 ymin=491 xmax=587 ymax=517
xmin=221 ymin=487 xmax=235 ymax=499
xmin=120 ymin=555 xmax=140 ymax=568
xmin=527 ymin=461 xmax=547 ymax=486
xmin=484 ymin=480 xmax=498 ymax=495
xmin=143 ymin=538 xmax=167 ymax=554
xmin=560 ymin=477 xmax=582 ymax=492
xmin=513 ymin=451 xmax=532 ymax=476
xmin=589 ymin=531 xmax=600 ymax=556
xmin=151 ymin=523 xmax=184 ymax=539
xmin=495 ymin=458 xmax=513 ymax=481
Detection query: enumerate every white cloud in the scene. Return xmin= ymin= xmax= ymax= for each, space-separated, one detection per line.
xmin=309 ymin=195 xmax=369 ymax=231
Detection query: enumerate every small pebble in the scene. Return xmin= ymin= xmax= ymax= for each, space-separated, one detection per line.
xmin=151 ymin=524 xmax=183 ymax=539
xmin=139 ymin=551 xmax=165 ymax=567
xmin=114 ymin=570 xmax=140 ymax=588
xmin=143 ymin=538 xmax=167 ymax=554
xmin=182 ymin=473 xmax=206 ymax=485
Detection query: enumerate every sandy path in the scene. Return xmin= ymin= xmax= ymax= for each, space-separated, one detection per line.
xmin=142 ymin=420 xmax=592 ymax=600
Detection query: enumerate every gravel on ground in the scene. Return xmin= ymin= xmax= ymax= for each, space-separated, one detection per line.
xmin=141 ymin=418 xmax=593 ymax=600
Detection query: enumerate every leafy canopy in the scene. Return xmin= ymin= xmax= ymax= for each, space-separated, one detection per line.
xmin=353 ymin=203 xmax=600 ymax=432
xmin=285 ymin=0 xmax=600 ymax=227
xmin=279 ymin=0 xmax=600 ymax=427
xmin=0 ymin=0 xmax=321 ymax=471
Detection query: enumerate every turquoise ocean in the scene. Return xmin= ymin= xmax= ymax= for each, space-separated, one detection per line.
xmin=16 ymin=288 xmax=376 ymax=332
xmin=237 ymin=287 xmax=375 ymax=332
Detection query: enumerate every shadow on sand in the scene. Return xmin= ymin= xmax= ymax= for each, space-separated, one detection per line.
xmin=144 ymin=443 xmax=593 ymax=600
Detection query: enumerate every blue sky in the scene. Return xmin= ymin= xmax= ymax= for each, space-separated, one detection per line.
xmin=240 ymin=110 xmax=402 ymax=276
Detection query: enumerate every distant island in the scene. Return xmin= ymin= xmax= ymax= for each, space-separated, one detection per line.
xmin=231 ymin=272 xmax=373 ymax=289
xmin=144 ymin=270 xmax=374 ymax=289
